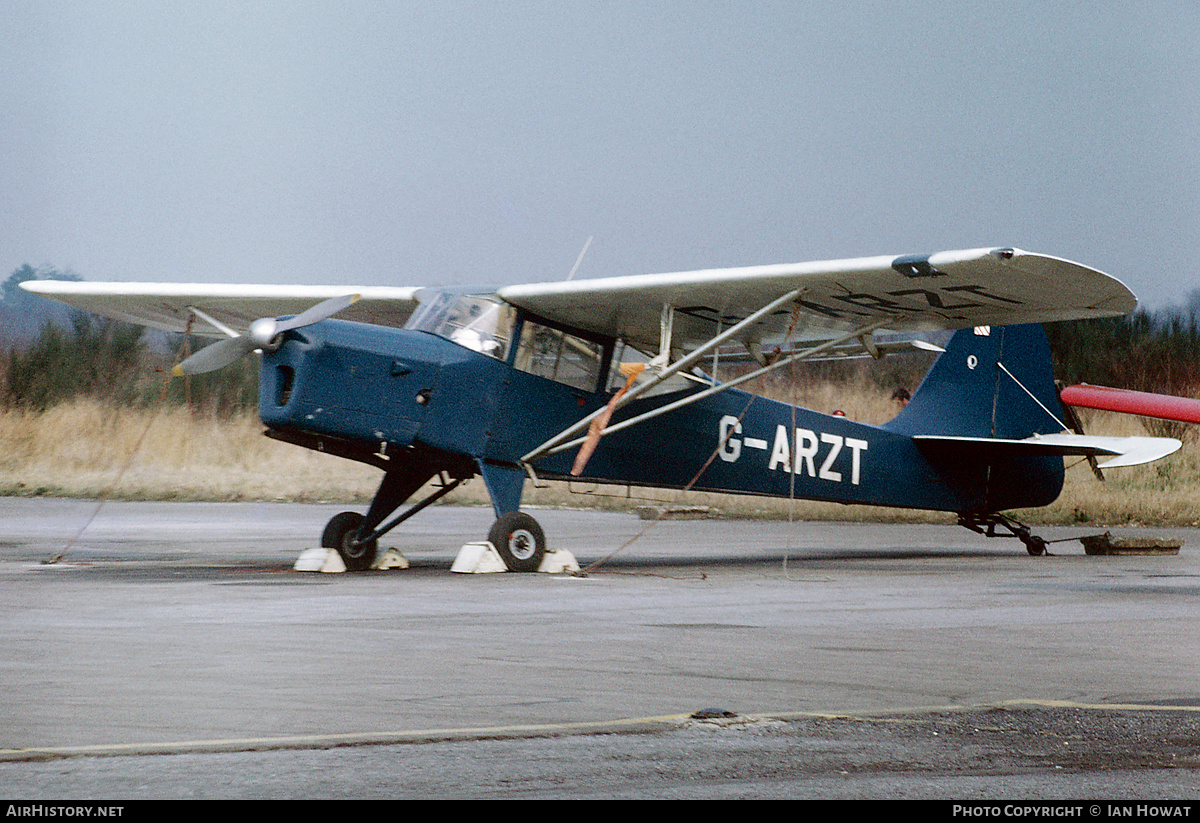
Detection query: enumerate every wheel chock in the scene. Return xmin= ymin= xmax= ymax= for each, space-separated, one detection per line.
xmin=451 ymin=541 xmax=510 ymax=573
xmin=372 ymin=548 xmax=410 ymax=570
xmin=294 ymin=548 xmax=346 ymax=573
xmin=539 ymin=549 xmax=579 ymax=573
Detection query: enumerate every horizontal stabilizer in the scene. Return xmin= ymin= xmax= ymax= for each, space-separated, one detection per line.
xmin=913 ymin=433 xmax=1181 ymax=468
xmin=1061 ymin=384 xmax=1200 ymax=425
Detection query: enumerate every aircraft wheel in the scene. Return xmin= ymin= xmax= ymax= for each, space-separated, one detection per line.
xmin=487 ymin=512 xmax=546 ymax=573
xmin=1023 ymin=535 xmax=1047 ymax=556
xmin=322 ymin=511 xmax=378 ymax=571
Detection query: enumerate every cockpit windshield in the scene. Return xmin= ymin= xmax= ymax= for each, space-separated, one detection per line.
xmin=405 ymin=292 xmax=515 ymax=360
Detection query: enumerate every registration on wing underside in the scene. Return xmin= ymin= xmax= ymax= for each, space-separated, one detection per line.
xmin=676 ymin=281 xmax=1025 ymax=331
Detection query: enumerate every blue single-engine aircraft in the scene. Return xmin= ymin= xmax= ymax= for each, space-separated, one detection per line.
xmin=23 ymin=247 xmax=1181 ymax=567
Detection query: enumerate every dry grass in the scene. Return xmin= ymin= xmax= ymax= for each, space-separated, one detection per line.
xmin=1 ymin=392 xmax=1197 ymax=527
xmin=0 ymin=400 xmax=382 ymax=502
xmin=1011 ymin=408 xmax=1200 ymax=528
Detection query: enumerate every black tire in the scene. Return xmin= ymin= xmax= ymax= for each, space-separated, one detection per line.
xmin=487 ymin=512 xmax=546 ymax=573
xmin=1024 ymin=535 xmax=1047 ymax=557
xmin=321 ymin=511 xmax=378 ymax=571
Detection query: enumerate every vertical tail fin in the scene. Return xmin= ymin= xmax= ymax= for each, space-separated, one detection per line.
xmin=884 ymin=324 xmax=1064 ymax=439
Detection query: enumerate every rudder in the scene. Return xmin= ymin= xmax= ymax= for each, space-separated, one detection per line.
xmin=884 ymin=324 xmax=1063 ymax=440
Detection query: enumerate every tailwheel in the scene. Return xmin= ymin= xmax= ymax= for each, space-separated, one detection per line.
xmin=322 ymin=511 xmax=378 ymax=571
xmin=487 ymin=512 xmax=546 ymax=573
xmin=958 ymin=512 xmax=1050 ymax=557
xmin=1022 ymin=534 xmax=1048 ymax=556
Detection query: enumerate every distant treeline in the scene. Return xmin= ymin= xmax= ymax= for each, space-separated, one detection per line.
xmin=3 ymin=265 xmax=1199 ymax=413
xmin=2 ymin=311 xmax=259 ymax=414
xmin=2 ymin=266 xmax=257 ymax=414
xmin=1 ymin=315 xmax=258 ymax=414
xmin=1045 ymin=301 xmax=1200 ymax=397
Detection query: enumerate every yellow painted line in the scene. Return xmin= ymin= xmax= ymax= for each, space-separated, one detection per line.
xmin=993 ymin=698 xmax=1200 ymax=712
xmin=0 ymin=714 xmax=693 ymax=762
xmin=763 ymin=699 xmax=1200 ymax=723
xmin=5 ymin=700 xmax=1200 ymax=762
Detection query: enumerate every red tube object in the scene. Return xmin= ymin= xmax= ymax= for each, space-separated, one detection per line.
xmin=1060 ymin=384 xmax=1200 ymax=424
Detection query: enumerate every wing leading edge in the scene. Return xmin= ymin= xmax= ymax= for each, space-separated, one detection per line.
xmin=19 ymin=281 xmax=421 ymax=337
xmin=20 ymin=247 xmax=1134 ymax=354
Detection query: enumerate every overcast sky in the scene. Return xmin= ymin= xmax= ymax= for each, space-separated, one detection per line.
xmin=2 ymin=1 xmax=1198 ymax=310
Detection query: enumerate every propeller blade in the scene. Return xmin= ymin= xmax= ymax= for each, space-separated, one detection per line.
xmin=277 ymin=293 xmax=361 ymax=334
xmin=172 ymin=336 xmax=258 ymax=376
xmin=172 ymin=293 xmax=362 ymax=376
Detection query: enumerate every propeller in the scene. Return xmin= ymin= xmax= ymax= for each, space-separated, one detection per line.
xmin=172 ymin=293 xmax=360 ymax=376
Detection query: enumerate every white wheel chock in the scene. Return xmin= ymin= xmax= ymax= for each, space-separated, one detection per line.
xmin=452 ymin=542 xmax=510 ymax=573
xmin=294 ymin=548 xmax=346 ymax=573
xmin=295 ymin=547 xmax=409 ymax=572
xmin=373 ymin=548 xmax=410 ymax=570
xmin=539 ymin=549 xmax=579 ymax=573
xmin=451 ymin=543 xmax=580 ymax=574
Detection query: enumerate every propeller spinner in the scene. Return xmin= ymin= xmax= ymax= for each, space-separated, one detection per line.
xmin=173 ymin=294 xmax=360 ymax=376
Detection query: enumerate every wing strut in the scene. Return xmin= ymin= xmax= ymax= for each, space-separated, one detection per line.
xmin=527 ymin=311 xmax=902 ymax=465
xmin=186 ymin=306 xmax=240 ymax=339
xmin=537 ymin=315 xmax=900 ymax=460
xmin=520 ymin=288 xmax=805 ymax=465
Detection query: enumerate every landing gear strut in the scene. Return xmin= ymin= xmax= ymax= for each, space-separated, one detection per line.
xmin=319 ymin=454 xmax=469 ymax=571
xmin=309 ymin=445 xmax=549 ymax=572
xmin=958 ymin=512 xmax=1048 ymax=556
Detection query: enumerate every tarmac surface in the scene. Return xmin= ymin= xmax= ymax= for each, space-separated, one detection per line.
xmin=3 ymin=498 xmax=1200 ymax=799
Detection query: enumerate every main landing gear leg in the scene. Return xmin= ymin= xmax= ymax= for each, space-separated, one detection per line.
xmin=958 ymin=512 xmax=1048 ymax=556
xmin=477 ymin=461 xmax=547 ymax=572
xmin=323 ymin=460 xmax=468 ymax=571
xmin=323 ymin=468 xmax=433 ymax=571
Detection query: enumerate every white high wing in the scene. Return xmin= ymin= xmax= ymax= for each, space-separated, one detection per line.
xmin=22 ymin=247 xmax=1134 ymax=350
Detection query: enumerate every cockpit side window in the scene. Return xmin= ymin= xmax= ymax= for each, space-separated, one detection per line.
xmin=405 ymin=293 xmax=515 ymax=360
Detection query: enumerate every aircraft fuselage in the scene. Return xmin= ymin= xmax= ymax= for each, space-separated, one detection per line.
xmin=258 ymin=318 xmax=1064 ymax=517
